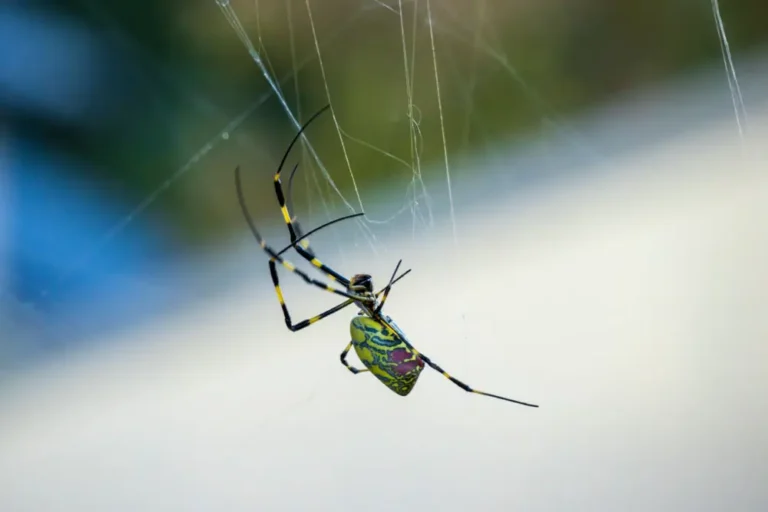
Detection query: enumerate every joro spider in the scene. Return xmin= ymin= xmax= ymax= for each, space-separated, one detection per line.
xmin=235 ymin=105 xmax=538 ymax=408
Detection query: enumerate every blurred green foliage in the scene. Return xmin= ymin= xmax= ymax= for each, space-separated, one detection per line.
xmin=58 ymin=0 xmax=767 ymax=246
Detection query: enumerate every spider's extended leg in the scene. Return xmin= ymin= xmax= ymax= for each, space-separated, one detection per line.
xmin=339 ymin=341 xmax=369 ymax=374
xmin=271 ymin=105 xmax=353 ymax=286
xmin=376 ymin=316 xmax=538 ymax=407
xmin=414 ymin=350 xmax=538 ymax=407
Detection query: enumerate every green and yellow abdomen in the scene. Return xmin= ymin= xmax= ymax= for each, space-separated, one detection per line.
xmin=350 ymin=316 xmax=425 ymax=396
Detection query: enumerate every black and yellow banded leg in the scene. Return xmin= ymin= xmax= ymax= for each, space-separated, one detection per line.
xmin=274 ymin=169 xmax=351 ymax=286
xmin=263 ymin=246 xmax=364 ymax=302
xmin=237 ymin=165 xmax=367 ymax=306
xmin=268 ymin=260 xmax=356 ymax=332
xmin=414 ymin=350 xmax=538 ymax=407
xmin=339 ymin=341 xmax=369 ymax=374
xmin=268 ymin=105 xmax=353 ymax=286
xmin=283 ymin=162 xmax=315 ymax=258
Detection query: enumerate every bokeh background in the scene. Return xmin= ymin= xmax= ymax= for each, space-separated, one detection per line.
xmin=3 ymin=0 xmax=768 ymax=355
xmin=1 ymin=1 xmax=767 ymax=510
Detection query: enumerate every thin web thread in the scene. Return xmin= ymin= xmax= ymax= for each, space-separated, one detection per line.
xmin=398 ymin=0 xmax=434 ymax=240
xmin=710 ymin=0 xmax=748 ymax=140
xmin=433 ymin=2 xmax=604 ymax=165
xmin=426 ymin=0 xmax=458 ymax=247
xmin=459 ymin=0 xmax=485 ymax=154
xmin=303 ymin=0 xmax=433 ymax=238
xmin=304 ymin=0 xmax=366 ymax=219
xmin=39 ymin=94 xmax=268 ymax=299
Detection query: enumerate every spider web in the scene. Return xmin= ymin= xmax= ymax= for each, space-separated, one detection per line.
xmin=215 ymin=0 xmax=467 ymax=246
xmin=27 ymin=0 xmax=751 ymax=331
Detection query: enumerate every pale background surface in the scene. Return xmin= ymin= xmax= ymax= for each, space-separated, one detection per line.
xmin=2 ymin=74 xmax=767 ymax=511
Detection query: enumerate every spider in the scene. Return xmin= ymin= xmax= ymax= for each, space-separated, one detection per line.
xmin=235 ymin=105 xmax=538 ymax=407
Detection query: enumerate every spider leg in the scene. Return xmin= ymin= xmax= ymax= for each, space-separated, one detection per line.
xmin=284 ymin=162 xmax=314 ymax=257
xmin=281 ymin=164 xmax=414 ymax=303
xmin=270 ymin=259 xmax=356 ymax=331
xmin=270 ymin=105 xmax=354 ymax=286
xmin=236 ymin=166 xmax=367 ymax=308
xmin=339 ymin=341 xmax=369 ymax=374
xmin=414 ymin=350 xmax=538 ymax=407
xmin=275 ymin=162 xmax=352 ymax=285
xmin=275 ymin=211 xmax=365 ymax=258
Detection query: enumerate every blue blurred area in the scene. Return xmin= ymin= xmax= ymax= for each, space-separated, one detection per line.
xmin=0 ymin=5 xmax=102 ymax=125
xmin=6 ymin=137 xmax=176 ymax=323
xmin=1 ymin=4 xmax=181 ymax=359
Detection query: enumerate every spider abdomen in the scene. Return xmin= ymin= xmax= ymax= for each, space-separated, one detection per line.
xmin=350 ymin=316 xmax=425 ymax=396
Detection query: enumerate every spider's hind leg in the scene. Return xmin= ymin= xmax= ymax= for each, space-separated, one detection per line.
xmin=414 ymin=349 xmax=539 ymax=407
xmin=340 ymin=341 xmax=369 ymax=374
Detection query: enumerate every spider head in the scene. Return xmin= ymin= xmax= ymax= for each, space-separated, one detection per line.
xmin=349 ymin=274 xmax=374 ymax=295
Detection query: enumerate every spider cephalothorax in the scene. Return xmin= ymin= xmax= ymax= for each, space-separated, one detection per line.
xmin=234 ymin=104 xmax=538 ymax=408
xmin=349 ymin=274 xmax=374 ymax=293
xmin=349 ymin=274 xmax=377 ymax=307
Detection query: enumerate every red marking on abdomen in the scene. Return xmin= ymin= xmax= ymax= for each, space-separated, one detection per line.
xmin=391 ymin=348 xmax=410 ymax=363
xmin=390 ymin=349 xmax=424 ymax=375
